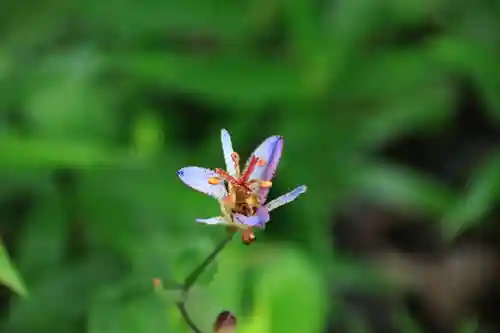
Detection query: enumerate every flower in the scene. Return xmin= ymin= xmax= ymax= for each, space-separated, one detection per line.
xmin=177 ymin=129 xmax=306 ymax=244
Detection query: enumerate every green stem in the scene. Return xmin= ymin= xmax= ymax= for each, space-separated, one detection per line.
xmin=176 ymin=231 xmax=235 ymax=333
xmin=183 ymin=231 xmax=235 ymax=291
xmin=176 ymin=302 xmax=203 ymax=333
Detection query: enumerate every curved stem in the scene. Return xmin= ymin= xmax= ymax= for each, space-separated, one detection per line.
xmin=176 ymin=231 xmax=235 ymax=333
xmin=183 ymin=231 xmax=235 ymax=291
xmin=176 ymin=302 xmax=203 ymax=333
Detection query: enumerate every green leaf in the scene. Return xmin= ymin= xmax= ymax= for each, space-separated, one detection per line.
xmin=355 ymin=164 xmax=456 ymax=216
xmin=25 ymin=49 xmax=117 ymax=143
xmin=442 ymin=152 xmax=500 ymax=238
xmin=108 ymin=53 xmax=305 ymax=107
xmin=251 ymin=247 xmax=326 ymax=333
xmin=430 ymin=36 xmax=500 ymax=118
xmin=0 ymin=239 xmax=28 ymax=297
xmin=0 ymin=135 xmax=137 ymax=168
xmin=354 ymin=162 xmax=457 ymax=217
xmin=80 ymin=0 xmax=260 ymax=40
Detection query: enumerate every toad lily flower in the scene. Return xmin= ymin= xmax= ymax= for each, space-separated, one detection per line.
xmin=176 ymin=129 xmax=306 ymax=244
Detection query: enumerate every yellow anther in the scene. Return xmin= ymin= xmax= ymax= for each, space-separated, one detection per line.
xmin=208 ymin=177 xmax=222 ymax=185
xmin=260 ymin=180 xmax=272 ymax=188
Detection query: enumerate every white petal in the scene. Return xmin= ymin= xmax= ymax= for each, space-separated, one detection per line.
xmin=221 ymin=129 xmax=237 ymax=176
xmin=266 ymin=185 xmax=307 ymax=211
xmin=196 ymin=216 xmax=228 ymax=225
xmin=177 ymin=167 xmax=227 ymax=200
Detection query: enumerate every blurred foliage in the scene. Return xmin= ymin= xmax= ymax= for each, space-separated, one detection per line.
xmin=0 ymin=0 xmax=500 ymax=332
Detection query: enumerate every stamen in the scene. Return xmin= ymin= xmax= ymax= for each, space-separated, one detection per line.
xmin=234 ymin=182 xmax=253 ymax=194
xmin=215 ymin=168 xmax=239 ymax=186
xmin=208 ymin=177 xmax=222 ymax=185
xmin=231 ymin=152 xmax=240 ymax=163
xmin=241 ymin=156 xmax=258 ymax=182
xmin=260 ymin=180 xmax=272 ymax=188
xmin=231 ymin=152 xmax=241 ymax=176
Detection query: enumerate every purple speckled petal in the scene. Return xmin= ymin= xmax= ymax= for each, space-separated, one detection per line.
xmin=196 ymin=216 xmax=227 ymax=225
xmin=243 ymin=136 xmax=283 ymax=184
xmin=266 ymin=185 xmax=307 ymax=211
xmin=177 ymin=167 xmax=227 ymax=200
xmin=220 ymin=129 xmax=237 ymax=176
xmin=233 ymin=207 xmax=270 ymax=228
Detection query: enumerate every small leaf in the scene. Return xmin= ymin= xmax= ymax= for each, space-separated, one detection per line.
xmin=0 ymin=239 xmax=28 ymax=297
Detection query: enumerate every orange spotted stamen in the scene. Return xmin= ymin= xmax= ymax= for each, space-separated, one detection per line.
xmin=216 ymin=168 xmax=253 ymax=193
xmin=231 ymin=152 xmax=241 ymax=176
xmin=256 ymin=159 xmax=266 ymax=166
xmin=215 ymin=168 xmax=239 ymax=186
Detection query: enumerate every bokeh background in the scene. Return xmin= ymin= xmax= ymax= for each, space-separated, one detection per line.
xmin=1 ymin=0 xmax=500 ymax=332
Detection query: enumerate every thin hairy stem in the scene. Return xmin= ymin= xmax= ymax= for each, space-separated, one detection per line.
xmin=169 ymin=231 xmax=236 ymax=333
xmin=183 ymin=231 xmax=235 ymax=291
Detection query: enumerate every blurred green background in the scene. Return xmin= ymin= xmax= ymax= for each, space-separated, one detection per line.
xmin=1 ymin=0 xmax=500 ymax=332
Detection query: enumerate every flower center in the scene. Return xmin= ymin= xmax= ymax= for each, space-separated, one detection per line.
xmin=208 ymin=152 xmax=272 ymax=199
xmin=232 ymin=194 xmax=258 ymax=216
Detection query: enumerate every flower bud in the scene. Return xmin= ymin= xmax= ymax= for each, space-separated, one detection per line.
xmin=213 ymin=310 xmax=237 ymax=333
